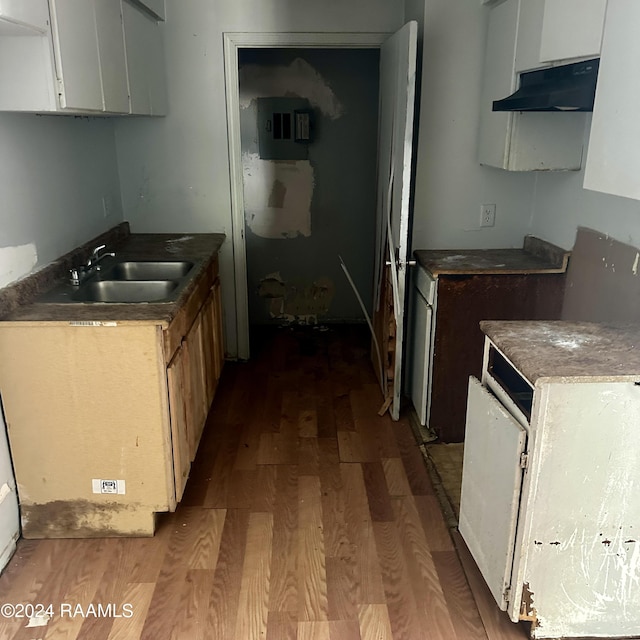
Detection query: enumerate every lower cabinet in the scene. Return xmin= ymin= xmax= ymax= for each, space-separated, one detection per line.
xmin=460 ymin=332 xmax=640 ymax=639
xmin=0 ymin=258 xmax=224 ymax=537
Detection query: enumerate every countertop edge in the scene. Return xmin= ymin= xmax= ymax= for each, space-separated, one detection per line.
xmin=413 ymin=236 xmax=571 ymax=278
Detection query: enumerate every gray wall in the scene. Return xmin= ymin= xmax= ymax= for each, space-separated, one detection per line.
xmin=238 ymin=48 xmax=379 ymax=325
xmin=409 ymin=0 xmax=536 ymax=252
xmin=0 ymin=114 xmax=123 ymax=287
xmin=529 ymin=116 xmax=640 ymax=250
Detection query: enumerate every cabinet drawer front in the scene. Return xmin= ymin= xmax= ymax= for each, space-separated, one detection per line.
xmin=414 ymin=266 xmax=436 ymax=304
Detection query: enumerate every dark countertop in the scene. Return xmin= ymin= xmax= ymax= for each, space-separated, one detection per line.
xmin=0 ymin=226 xmax=226 ymax=325
xmin=481 ymin=320 xmax=640 ymax=384
xmin=414 ymin=235 xmax=570 ymax=277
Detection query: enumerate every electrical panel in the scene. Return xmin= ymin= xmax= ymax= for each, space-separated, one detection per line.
xmin=257 ymin=97 xmax=314 ymax=160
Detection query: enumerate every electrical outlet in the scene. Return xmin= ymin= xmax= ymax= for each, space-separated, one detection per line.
xmin=480 ymin=204 xmax=496 ymax=227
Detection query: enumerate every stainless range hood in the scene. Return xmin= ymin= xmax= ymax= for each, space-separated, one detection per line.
xmin=493 ymin=58 xmax=599 ymax=112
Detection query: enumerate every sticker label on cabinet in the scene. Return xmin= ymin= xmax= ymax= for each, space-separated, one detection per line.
xmin=69 ymin=321 xmax=118 ymax=327
xmin=92 ymin=479 xmax=126 ymax=495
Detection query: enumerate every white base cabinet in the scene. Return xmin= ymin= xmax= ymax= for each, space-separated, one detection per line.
xmin=460 ymin=326 xmax=640 ymax=639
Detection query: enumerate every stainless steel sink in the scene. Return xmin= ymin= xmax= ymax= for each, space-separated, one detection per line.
xmin=103 ymin=260 xmax=194 ymax=281
xmin=71 ymin=280 xmax=179 ymax=303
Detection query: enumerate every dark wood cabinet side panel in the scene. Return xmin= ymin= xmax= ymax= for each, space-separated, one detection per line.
xmin=429 ymin=274 xmax=565 ymax=442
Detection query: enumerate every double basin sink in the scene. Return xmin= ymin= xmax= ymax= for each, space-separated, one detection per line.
xmin=40 ymin=260 xmax=196 ymax=304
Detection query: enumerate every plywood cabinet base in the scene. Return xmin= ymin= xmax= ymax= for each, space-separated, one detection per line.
xmin=0 ymin=256 xmax=224 ymax=538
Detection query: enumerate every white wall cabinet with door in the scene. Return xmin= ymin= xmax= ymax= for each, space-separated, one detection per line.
xmin=583 ymin=0 xmax=640 ymax=201
xmin=0 ymin=0 xmax=166 ymax=115
xmin=122 ymin=0 xmax=167 ymax=115
xmin=539 ymin=0 xmax=607 ymax=64
xmin=478 ymin=0 xmax=590 ymax=171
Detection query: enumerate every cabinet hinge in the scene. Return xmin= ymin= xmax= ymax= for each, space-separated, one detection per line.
xmin=503 ymin=586 xmax=511 ymax=603
xmin=520 ymin=453 xmax=529 ymax=469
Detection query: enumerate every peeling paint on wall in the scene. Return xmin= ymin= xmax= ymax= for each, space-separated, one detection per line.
xmin=239 ymin=58 xmax=344 ymax=120
xmin=258 ymin=273 xmax=335 ymax=324
xmin=243 ymin=152 xmax=314 ymax=239
xmin=0 ymin=243 xmax=37 ymax=288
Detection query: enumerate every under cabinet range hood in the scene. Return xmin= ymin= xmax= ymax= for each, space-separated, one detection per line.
xmin=493 ymin=58 xmax=599 ymax=112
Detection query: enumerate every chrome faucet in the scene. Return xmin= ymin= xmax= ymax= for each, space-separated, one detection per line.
xmin=87 ymin=244 xmax=115 ymax=271
xmin=69 ymin=244 xmax=116 ymax=285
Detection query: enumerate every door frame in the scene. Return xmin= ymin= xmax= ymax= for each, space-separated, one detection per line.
xmin=223 ymin=31 xmax=390 ymax=360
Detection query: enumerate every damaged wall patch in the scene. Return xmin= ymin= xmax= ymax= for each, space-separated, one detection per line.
xmin=243 ymin=153 xmax=314 ymax=239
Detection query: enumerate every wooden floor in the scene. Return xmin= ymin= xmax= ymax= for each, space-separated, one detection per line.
xmin=0 ymin=325 xmax=529 ymax=640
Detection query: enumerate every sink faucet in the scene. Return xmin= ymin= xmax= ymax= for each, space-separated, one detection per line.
xmin=69 ymin=244 xmax=116 ymax=285
xmin=87 ymin=244 xmax=115 ymax=271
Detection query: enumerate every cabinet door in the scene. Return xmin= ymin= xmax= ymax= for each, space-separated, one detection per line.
xmin=94 ymin=0 xmax=128 ymax=113
xmin=583 ymin=0 xmax=640 ymax=200
xmin=49 ymin=0 xmax=103 ymax=111
xmin=477 ymin=0 xmax=518 ymax=169
xmin=514 ymin=0 xmax=545 ymax=73
xmin=200 ymin=287 xmax=222 ymax=408
xmin=211 ymin=278 xmax=225 ymax=383
xmin=539 ymin=0 xmax=607 ymax=63
xmin=167 ymin=347 xmax=190 ymax=501
xmin=408 ymin=286 xmax=433 ymax=426
xmin=184 ymin=310 xmax=207 ymax=460
xmin=459 ymin=377 xmax=527 ymax=611
xmin=122 ymin=0 xmax=167 ymax=115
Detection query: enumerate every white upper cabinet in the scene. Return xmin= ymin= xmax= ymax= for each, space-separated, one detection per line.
xmin=539 ymin=0 xmax=607 ymax=63
xmin=0 ymin=0 xmax=50 ymax=34
xmin=583 ymin=0 xmax=640 ymax=200
xmin=49 ymin=0 xmax=104 ymax=111
xmin=0 ymin=0 xmax=166 ymax=115
xmin=478 ymin=0 xmax=587 ymax=171
xmin=513 ymin=0 xmax=545 ymax=73
xmin=122 ymin=0 xmax=167 ymax=116
xmin=94 ymin=0 xmax=129 ymax=113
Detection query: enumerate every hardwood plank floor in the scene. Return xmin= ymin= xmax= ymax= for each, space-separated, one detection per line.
xmin=0 ymin=325 xmax=528 ymax=640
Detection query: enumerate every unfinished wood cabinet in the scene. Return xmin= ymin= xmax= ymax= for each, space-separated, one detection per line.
xmin=0 ymin=255 xmax=224 ymax=538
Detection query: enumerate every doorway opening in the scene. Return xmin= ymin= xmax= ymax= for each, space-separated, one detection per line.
xmin=223 ymin=33 xmax=390 ymax=362
xmin=237 ymin=47 xmax=380 ymax=348
xmin=224 ymin=27 xmax=418 ymax=421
